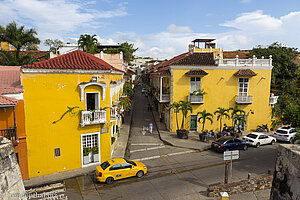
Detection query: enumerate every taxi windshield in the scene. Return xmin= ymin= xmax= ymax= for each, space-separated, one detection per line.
xmin=124 ymin=158 xmax=137 ymax=166
xmin=100 ymin=161 xmax=110 ymax=170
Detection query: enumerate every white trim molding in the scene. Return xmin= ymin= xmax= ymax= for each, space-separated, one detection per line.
xmin=21 ymin=68 xmax=123 ymax=75
xmin=79 ymin=82 xmax=107 ymax=102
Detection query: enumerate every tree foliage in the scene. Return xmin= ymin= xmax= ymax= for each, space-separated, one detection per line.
xmin=198 ymin=109 xmax=213 ymax=132
xmin=104 ymin=42 xmax=138 ymax=65
xmin=44 ymin=39 xmax=63 ymax=53
xmin=0 ymin=21 xmax=40 ymax=60
xmin=123 ymin=81 xmax=134 ymax=98
xmin=78 ymin=34 xmax=98 ymax=54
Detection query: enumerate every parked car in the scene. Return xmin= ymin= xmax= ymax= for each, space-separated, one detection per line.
xmin=141 ymin=88 xmax=147 ymax=93
xmin=95 ymin=158 xmax=147 ymax=184
xmin=273 ymin=127 xmax=299 ymax=143
xmin=242 ymin=132 xmax=276 ymax=148
xmin=211 ymin=136 xmax=248 ymax=152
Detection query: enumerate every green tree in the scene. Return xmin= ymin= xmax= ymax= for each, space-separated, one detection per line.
xmin=197 ymin=110 xmax=213 ymax=132
xmin=78 ymin=34 xmax=98 ymax=53
xmin=233 ymin=114 xmax=246 ymax=133
xmin=248 ymin=42 xmax=299 ymax=93
xmin=123 ymin=82 xmax=134 ymax=98
xmin=0 ymin=50 xmax=34 ymax=66
xmin=104 ymin=42 xmax=138 ymax=65
xmin=178 ymin=101 xmax=193 ymax=130
xmin=229 ymin=105 xmax=245 ymax=132
xmin=44 ymin=39 xmax=63 ymax=53
xmin=214 ymin=107 xmax=230 ymax=132
xmin=170 ymin=102 xmax=181 ymax=130
xmin=0 ymin=21 xmax=40 ymax=60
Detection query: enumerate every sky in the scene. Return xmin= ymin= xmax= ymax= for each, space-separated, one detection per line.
xmin=0 ymin=0 xmax=300 ymax=59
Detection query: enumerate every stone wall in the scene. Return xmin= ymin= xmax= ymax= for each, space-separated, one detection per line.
xmin=270 ymin=144 xmax=300 ymax=200
xmin=208 ymin=175 xmax=273 ymax=197
xmin=0 ymin=137 xmax=26 ymax=199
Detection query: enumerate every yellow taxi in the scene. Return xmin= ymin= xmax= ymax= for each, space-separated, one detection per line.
xmin=95 ymin=158 xmax=147 ymax=184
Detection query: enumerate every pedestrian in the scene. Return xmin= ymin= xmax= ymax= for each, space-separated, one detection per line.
xmin=147 ymin=103 xmax=150 ymax=112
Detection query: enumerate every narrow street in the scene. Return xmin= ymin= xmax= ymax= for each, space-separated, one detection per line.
xmin=28 ymin=87 xmax=278 ymax=199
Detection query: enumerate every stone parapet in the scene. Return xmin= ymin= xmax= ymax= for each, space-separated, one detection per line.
xmin=270 ymin=144 xmax=300 ymax=200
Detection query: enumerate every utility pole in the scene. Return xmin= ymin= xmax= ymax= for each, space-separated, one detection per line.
xmin=224 ymin=161 xmax=229 ymax=184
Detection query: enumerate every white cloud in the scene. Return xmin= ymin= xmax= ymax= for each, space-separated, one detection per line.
xmin=113 ymin=10 xmax=300 ymax=59
xmin=167 ymin=24 xmax=193 ymax=33
xmin=0 ymin=0 xmax=127 ymax=41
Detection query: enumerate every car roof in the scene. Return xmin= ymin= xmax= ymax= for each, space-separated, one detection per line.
xmin=247 ymin=132 xmax=266 ymax=136
xmin=107 ymin=158 xmax=125 ymax=165
xmin=277 ymin=127 xmax=294 ymax=131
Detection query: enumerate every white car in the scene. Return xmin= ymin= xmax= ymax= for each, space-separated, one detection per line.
xmin=141 ymin=88 xmax=147 ymax=93
xmin=274 ymin=127 xmax=298 ymax=143
xmin=243 ymin=132 xmax=276 ymax=148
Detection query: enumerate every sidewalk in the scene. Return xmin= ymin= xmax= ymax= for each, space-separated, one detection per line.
xmin=23 ymin=109 xmax=133 ymax=189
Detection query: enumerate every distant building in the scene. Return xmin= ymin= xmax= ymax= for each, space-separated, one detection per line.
xmin=0 ymin=42 xmax=16 ymax=51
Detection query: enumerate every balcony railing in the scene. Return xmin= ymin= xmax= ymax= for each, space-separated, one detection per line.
xmin=236 ymin=95 xmax=253 ymax=104
xmin=188 ymin=95 xmax=204 ymax=104
xmin=270 ymin=95 xmax=279 ymax=105
xmin=216 ymin=56 xmax=272 ymax=67
xmin=0 ymin=127 xmax=17 ymax=142
xmin=110 ymin=107 xmax=118 ymax=119
xmin=81 ymin=110 xmax=107 ymax=127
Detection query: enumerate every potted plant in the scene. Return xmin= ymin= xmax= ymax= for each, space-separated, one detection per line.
xmin=92 ymin=146 xmax=99 ymax=162
xmin=83 ymin=147 xmax=91 ymax=164
xmin=171 ymin=101 xmax=192 ymax=139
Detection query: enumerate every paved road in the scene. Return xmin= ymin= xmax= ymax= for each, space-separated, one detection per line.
xmin=30 ymin=87 xmax=278 ymax=199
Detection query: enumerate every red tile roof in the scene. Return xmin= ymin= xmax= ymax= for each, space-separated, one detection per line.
xmin=22 ymin=50 xmax=113 ymax=71
xmin=0 ymin=95 xmax=18 ymax=106
xmin=185 ymin=69 xmax=208 ymax=76
xmin=223 ymin=51 xmax=249 ymax=59
xmin=150 ymin=70 xmax=170 ymax=76
xmin=234 ymin=69 xmax=257 ymax=76
xmin=0 ymin=66 xmax=23 ymax=94
xmin=171 ymin=52 xmax=216 ymax=66
xmin=158 ymin=52 xmax=189 ymax=68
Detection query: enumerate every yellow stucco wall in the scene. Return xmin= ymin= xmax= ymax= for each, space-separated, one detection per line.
xmin=21 ymin=72 xmax=123 ymax=178
xmin=170 ymin=68 xmax=272 ymax=132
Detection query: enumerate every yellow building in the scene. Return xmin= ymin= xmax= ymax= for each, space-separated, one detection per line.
xmin=20 ymin=50 xmax=124 ymax=178
xmin=150 ymin=39 xmax=278 ymax=133
xmin=0 ymin=41 xmax=16 ymax=51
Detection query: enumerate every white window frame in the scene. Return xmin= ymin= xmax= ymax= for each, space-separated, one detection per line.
xmin=85 ymin=92 xmax=100 ymax=110
xmin=238 ymin=78 xmax=249 ymax=96
xmin=81 ymin=132 xmax=100 ymax=167
xmin=190 ymin=77 xmax=201 ymax=93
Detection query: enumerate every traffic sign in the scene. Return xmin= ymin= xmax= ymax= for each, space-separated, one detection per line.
xmin=223 ymin=150 xmax=239 ymax=161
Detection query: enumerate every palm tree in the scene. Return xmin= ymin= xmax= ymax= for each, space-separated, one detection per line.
xmin=214 ymin=107 xmax=230 ymax=132
xmin=169 ymin=102 xmax=181 ymax=130
xmin=229 ymin=105 xmax=245 ymax=132
xmin=178 ymin=101 xmax=193 ymax=130
xmin=78 ymin=34 xmax=98 ymax=53
xmin=197 ymin=110 xmax=213 ymax=132
xmin=233 ymin=114 xmax=246 ymax=134
xmin=0 ymin=50 xmax=34 ymax=66
xmin=0 ymin=21 xmax=40 ymax=60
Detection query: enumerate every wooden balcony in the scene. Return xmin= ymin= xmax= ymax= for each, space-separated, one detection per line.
xmin=0 ymin=127 xmax=18 ymax=142
xmin=188 ymin=94 xmax=204 ymax=104
xmin=236 ymin=95 xmax=253 ymax=104
xmin=81 ymin=110 xmax=107 ymax=127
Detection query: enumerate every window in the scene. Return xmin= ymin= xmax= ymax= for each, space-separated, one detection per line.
xmin=238 ymin=78 xmax=249 ymax=96
xmin=190 ymin=77 xmax=201 ymax=92
xmin=110 ymin=164 xmax=122 ymax=171
xmin=55 ymin=148 xmax=60 ymax=157
xmin=120 ymin=163 xmax=132 ymax=169
xmin=86 ymin=93 xmax=99 ymax=110
xmin=234 ymin=139 xmax=241 ymax=143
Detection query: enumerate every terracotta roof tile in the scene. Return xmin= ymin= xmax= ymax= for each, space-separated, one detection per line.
xmin=171 ymin=52 xmax=216 ymax=66
xmin=234 ymin=69 xmax=257 ymax=76
xmin=22 ymin=50 xmax=113 ymax=71
xmin=223 ymin=51 xmax=249 ymax=59
xmin=0 ymin=66 xmax=23 ymax=94
xmin=150 ymin=70 xmax=170 ymax=76
xmin=0 ymin=95 xmax=18 ymax=106
xmin=158 ymin=52 xmax=189 ymax=68
xmin=185 ymin=69 xmax=208 ymax=76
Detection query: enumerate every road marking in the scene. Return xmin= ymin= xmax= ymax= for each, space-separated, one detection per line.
xmin=131 ymin=143 xmax=164 ymax=146
xmin=133 ymin=150 xmax=195 ymax=161
xmin=130 ymin=146 xmax=165 ymax=153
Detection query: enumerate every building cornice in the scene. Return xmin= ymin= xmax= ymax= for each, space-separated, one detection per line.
xmin=170 ymin=65 xmax=273 ymax=70
xmin=21 ymin=68 xmax=123 ymax=75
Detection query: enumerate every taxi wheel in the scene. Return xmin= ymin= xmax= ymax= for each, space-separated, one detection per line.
xmin=136 ymin=170 xmax=144 ymax=178
xmin=271 ymin=140 xmax=275 ymax=145
xmin=256 ymin=142 xmax=260 ymax=148
xmin=105 ymin=177 xmax=114 ymax=184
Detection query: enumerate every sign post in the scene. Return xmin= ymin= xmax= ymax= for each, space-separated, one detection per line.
xmin=223 ymin=150 xmax=239 ymax=183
